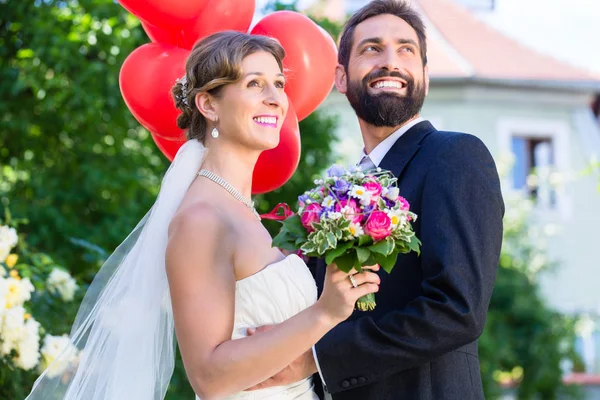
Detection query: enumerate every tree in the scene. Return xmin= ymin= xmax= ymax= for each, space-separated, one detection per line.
xmin=479 ymin=192 xmax=582 ymax=399
xmin=0 ymin=1 xmax=169 ymax=282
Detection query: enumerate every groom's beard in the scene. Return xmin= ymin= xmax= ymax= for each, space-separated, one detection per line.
xmin=346 ymin=70 xmax=426 ymax=127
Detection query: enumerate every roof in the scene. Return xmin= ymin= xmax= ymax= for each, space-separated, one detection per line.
xmin=415 ymin=0 xmax=600 ymax=89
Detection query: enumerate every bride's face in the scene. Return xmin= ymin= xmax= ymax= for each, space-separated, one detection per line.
xmin=214 ymin=51 xmax=288 ymax=151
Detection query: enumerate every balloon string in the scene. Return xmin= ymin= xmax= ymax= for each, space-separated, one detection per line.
xmin=260 ymin=203 xmax=294 ymax=221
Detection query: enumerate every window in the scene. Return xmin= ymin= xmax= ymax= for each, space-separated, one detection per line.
xmin=511 ymin=136 xmax=556 ymax=207
xmin=498 ymin=118 xmax=570 ymax=217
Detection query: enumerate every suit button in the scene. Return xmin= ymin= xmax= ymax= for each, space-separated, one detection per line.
xmin=350 ymin=378 xmax=358 ymax=385
xmin=358 ymin=377 xmax=366 ymax=384
xmin=341 ymin=380 xmax=350 ymax=388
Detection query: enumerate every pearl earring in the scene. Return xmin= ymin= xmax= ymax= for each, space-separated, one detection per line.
xmin=211 ymin=119 xmax=219 ymax=139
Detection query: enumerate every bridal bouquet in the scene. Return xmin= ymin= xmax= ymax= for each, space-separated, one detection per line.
xmin=273 ymin=164 xmax=421 ymax=311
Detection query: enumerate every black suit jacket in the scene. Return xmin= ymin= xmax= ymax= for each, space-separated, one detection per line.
xmin=309 ymin=121 xmax=504 ymax=400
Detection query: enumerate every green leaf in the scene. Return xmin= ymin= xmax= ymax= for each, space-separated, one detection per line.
xmin=301 ymin=242 xmax=316 ymax=254
xmin=272 ymin=231 xmax=296 ymax=251
xmin=326 ymin=232 xmax=337 ymax=249
xmin=334 ymin=229 xmax=343 ymax=240
xmin=374 ymin=252 xmax=398 ymax=274
xmin=333 ymin=250 xmax=357 ymax=273
xmin=318 ymin=239 xmax=329 ymax=255
xmin=370 ymin=237 xmax=393 ymax=256
xmin=408 ymin=235 xmax=421 ymax=255
xmin=281 ymin=214 xmax=307 ymax=237
xmin=324 ymin=240 xmax=354 ymax=265
xmin=356 ymin=247 xmax=371 ymax=264
xmin=358 ymin=235 xmax=373 ymax=247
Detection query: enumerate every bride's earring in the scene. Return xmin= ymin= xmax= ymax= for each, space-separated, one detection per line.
xmin=211 ymin=119 xmax=219 ymax=139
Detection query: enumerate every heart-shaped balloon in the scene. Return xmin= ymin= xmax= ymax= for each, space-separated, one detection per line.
xmin=119 ymin=43 xmax=189 ymax=140
xmin=151 ymin=132 xmax=187 ymax=161
xmin=119 ymin=0 xmax=209 ymax=30
xmin=251 ymin=11 xmax=337 ymax=121
xmin=140 ymin=0 xmax=255 ymax=50
xmin=252 ymin=103 xmax=301 ymax=194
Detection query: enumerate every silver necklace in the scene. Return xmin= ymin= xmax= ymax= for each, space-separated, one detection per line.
xmin=198 ymin=170 xmax=261 ymax=220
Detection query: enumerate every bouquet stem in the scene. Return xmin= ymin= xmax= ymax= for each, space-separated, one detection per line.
xmin=356 ymin=293 xmax=376 ymax=311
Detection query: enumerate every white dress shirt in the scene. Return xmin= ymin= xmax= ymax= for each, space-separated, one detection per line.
xmin=312 ymin=117 xmax=425 ymax=397
xmin=359 ymin=117 xmax=424 ymax=167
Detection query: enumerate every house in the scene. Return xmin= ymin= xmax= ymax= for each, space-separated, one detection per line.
xmin=313 ymin=0 xmax=600 ymax=376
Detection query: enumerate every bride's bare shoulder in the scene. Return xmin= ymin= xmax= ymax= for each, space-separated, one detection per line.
xmin=167 ymin=202 xmax=233 ymax=258
xmin=170 ymin=200 xmax=234 ymax=236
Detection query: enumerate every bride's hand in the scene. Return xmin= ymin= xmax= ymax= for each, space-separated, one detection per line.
xmin=316 ymin=264 xmax=380 ymax=325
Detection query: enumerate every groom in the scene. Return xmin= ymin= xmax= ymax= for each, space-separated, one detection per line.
xmin=250 ymin=1 xmax=504 ymax=398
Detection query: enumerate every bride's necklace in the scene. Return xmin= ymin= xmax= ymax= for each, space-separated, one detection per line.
xmin=198 ymin=169 xmax=261 ymax=221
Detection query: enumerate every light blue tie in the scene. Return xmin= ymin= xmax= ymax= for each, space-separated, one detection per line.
xmin=358 ymin=155 xmax=376 ymax=171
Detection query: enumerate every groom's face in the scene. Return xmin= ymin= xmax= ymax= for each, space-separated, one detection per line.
xmin=336 ymin=14 xmax=429 ymax=127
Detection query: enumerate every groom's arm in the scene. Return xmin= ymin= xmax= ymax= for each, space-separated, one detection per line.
xmin=315 ymin=134 xmax=505 ymax=394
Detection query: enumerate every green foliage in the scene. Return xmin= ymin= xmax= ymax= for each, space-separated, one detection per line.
xmin=479 ymin=194 xmax=582 ymax=399
xmin=0 ymin=0 xmax=169 ymax=282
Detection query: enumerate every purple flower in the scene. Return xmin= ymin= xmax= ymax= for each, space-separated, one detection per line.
xmin=327 ymin=164 xmax=347 ymax=177
xmin=384 ymin=198 xmax=396 ymax=208
xmin=333 ymin=179 xmax=350 ymax=194
xmin=362 ymin=204 xmax=375 ymax=217
xmin=298 ymin=194 xmax=310 ymax=206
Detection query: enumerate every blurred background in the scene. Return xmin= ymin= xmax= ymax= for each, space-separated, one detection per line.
xmin=1 ymin=0 xmax=599 ymax=398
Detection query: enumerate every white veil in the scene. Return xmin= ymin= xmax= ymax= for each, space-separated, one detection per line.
xmin=25 ymin=139 xmax=207 ymax=400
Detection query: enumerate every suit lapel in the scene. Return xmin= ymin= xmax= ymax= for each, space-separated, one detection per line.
xmin=379 ymin=120 xmax=436 ymax=179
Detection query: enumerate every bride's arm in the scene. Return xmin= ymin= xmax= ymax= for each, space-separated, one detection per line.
xmin=166 ymin=204 xmax=379 ymax=400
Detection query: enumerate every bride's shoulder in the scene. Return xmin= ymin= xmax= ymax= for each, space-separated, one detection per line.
xmin=168 ymin=202 xmax=233 ymax=244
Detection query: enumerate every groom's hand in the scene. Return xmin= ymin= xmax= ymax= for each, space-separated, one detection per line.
xmin=245 ymin=325 xmax=318 ymax=391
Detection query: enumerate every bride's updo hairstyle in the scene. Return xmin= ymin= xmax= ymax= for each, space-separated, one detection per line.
xmin=172 ymin=31 xmax=285 ymax=143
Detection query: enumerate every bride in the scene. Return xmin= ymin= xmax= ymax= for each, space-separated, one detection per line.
xmin=25 ymin=31 xmax=380 ymax=400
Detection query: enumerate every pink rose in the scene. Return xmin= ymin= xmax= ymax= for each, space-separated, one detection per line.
xmin=335 ymin=199 xmax=362 ymax=224
xmin=301 ymin=203 xmax=322 ymax=233
xmin=363 ymin=181 xmax=382 ymax=203
xmin=398 ymin=196 xmax=410 ymax=211
xmin=364 ymin=211 xmax=392 ymax=241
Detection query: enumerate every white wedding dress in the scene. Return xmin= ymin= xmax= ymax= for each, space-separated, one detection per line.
xmin=195 ymin=254 xmax=320 ymax=400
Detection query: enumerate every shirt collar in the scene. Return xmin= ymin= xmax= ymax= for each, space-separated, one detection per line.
xmin=360 ymin=117 xmax=425 ymax=167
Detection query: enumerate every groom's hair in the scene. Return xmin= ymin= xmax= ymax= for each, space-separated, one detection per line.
xmin=338 ymin=0 xmax=427 ymax=69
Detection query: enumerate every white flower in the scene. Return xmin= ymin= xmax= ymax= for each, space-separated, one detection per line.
xmin=321 ymin=195 xmax=335 ymax=208
xmin=0 ymin=243 xmax=11 ymax=264
xmin=350 ymin=185 xmax=372 ymax=206
xmin=0 ymin=277 xmax=7 ymax=312
xmin=0 ymin=225 xmax=18 ymax=248
xmin=40 ymin=334 xmax=79 ymax=378
xmin=14 ymin=317 xmax=41 ymax=370
xmin=326 ymin=211 xmax=343 ymax=220
xmin=385 ymin=209 xmax=407 ymax=229
xmin=4 ymin=277 xmax=35 ymax=309
xmin=47 ymin=268 xmax=78 ymax=302
xmin=0 ymin=305 xmax=26 ymax=356
xmin=383 ymin=187 xmax=400 ymax=201
xmin=347 ymin=222 xmax=364 ymax=238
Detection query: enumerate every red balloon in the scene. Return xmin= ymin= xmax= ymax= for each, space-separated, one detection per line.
xmin=119 ymin=43 xmax=189 ymax=140
xmin=179 ymin=0 xmax=255 ymax=50
xmin=151 ymin=133 xmax=186 ymax=161
xmin=252 ymin=104 xmax=301 ymax=194
xmin=119 ymin=0 xmax=209 ymax=30
xmin=251 ymin=11 xmax=337 ymax=121
xmin=139 ymin=0 xmax=254 ymax=50
xmin=141 ymin=20 xmax=182 ymax=48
